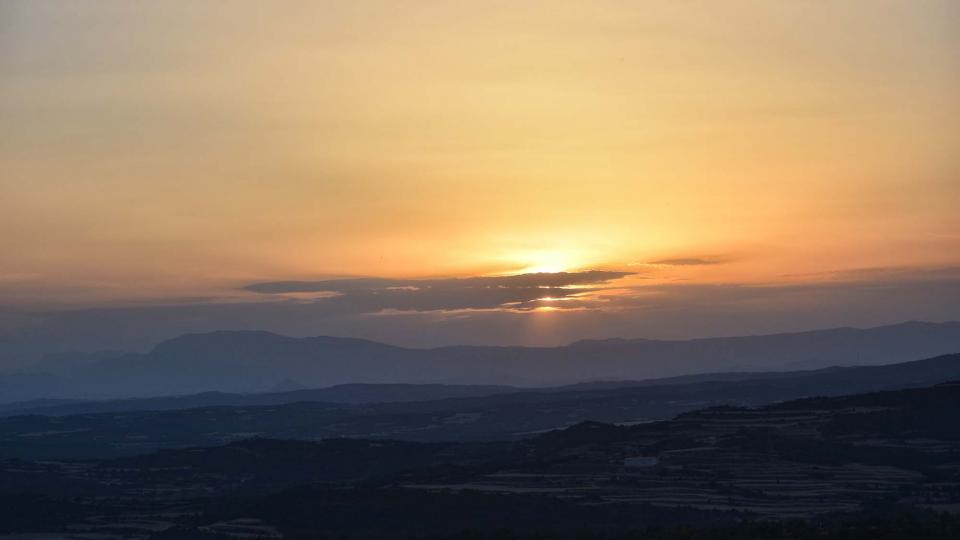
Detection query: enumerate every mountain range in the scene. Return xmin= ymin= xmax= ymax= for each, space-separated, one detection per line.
xmin=2 ymin=320 xmax=959 ymax=402
xmin=2 ymin=351 xmax=958 ymax=459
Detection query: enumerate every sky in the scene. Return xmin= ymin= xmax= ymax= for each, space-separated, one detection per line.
xmin=1 ymin=1 xmax=959 ymax=360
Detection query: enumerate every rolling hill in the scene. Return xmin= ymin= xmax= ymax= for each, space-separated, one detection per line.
xmin=3 ymin=380 xmax=960 ymax=537
xmin=2 ymin=321 xmax=959 ymax=402
xmin=1 ymin=352 xmax=957 ymax=459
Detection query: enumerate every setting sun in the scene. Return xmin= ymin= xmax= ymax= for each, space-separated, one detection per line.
xmin=510 ymin=249 xmax=587 ymax=275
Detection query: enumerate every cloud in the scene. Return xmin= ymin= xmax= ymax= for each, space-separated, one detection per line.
xmin=602 ymin=265 xmax=960 ymax=310
xmin=243 ymin=271 xmax=634 ymax=295
xmin=234 ymin=271 xmax=637 ymax=316
xmin=642 ymin=257 xmax=724 ymax=266
xmin=779 ymin=265 xmax=960 ymax=282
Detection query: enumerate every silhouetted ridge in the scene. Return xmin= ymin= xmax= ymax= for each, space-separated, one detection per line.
xmin=3 ymin=351 xmax=960 ymax=459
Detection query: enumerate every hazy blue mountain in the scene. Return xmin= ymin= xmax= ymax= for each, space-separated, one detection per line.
xmin=2 ymin=321 xmax=959 ymax=402
xmin=0 ymin=372 xmax=69 ymax=404
xmin=1 ymin=352 xmax=957 ymax=459
xmin=0 ymin=383 xmax=519 ymax=417
xmin=4 ymin=350 xmax=956 ymax=417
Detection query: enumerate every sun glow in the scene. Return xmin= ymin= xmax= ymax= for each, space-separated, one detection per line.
xmin=537 ymin=296 xmax=580 ymax=302
xmin=513 ymin=249 xmax=584 ymax=275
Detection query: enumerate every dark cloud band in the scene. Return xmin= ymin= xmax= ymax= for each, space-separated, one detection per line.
xmin=243 ymin=271 xmax=634 ymax=295
xmin=240 ymin=271 xmax=633 ymax=313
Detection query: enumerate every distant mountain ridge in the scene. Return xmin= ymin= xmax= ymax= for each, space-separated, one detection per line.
xmin=1 ymin=320 xmax=958 ymax=402
xmin=0 ymin=383 xmax=520 ymax=417
xmin=1 ymin=352 xmax=958 ymax=459
xmin=5 ymin=352 xmax=957 ymax=418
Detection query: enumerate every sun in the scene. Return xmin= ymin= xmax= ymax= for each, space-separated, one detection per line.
xmin=515 ymin=249 xmax=582 ymax=274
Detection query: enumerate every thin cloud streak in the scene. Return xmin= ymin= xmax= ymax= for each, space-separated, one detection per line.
xmin=243 ymin=271 xmax=635 ymax=294
xmin=642 ymin=257 xmax=725 ymax=266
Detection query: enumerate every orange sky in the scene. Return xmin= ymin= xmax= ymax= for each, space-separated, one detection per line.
xmin=1 ymin=1 xmax=959 ymax=315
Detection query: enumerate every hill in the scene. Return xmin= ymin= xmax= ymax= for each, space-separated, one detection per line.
xmin=1 ymin=352 xmax=958 ymax=459
xmin=0 ymin=383 xmax=518 ymax=417
xmin=2 ymin=381 xmax=960 ymax=537
xmin=4 ymin=348 xmax=960 ymax=418
xmin=3 ymin=321 xmax=959 ymax=402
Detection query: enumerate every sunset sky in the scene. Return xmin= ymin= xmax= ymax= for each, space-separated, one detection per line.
xmin=1 ymin=1 xmax=959 ymax=356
